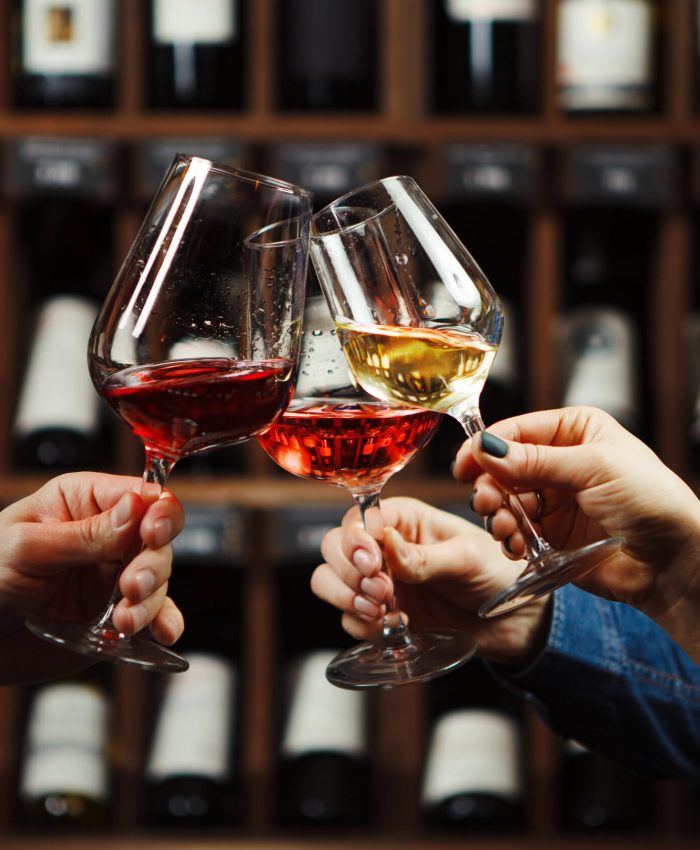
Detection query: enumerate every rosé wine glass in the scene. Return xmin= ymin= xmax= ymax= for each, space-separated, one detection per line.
xmin=25 ymin=154 xmax=311 ymax=672
xmin=258 ymin=295 xmax=475 ymax=689
xmin=310 ymin=175 xmax=624 ymax=620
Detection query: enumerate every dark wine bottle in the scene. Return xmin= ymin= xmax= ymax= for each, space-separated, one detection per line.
xmin=146 ymin=0 xmax=244 ymax=110
xmin=560 ymin=739 xmax=656 ymax=832
xmin=144 ymin=510 xmax=244 ymax=827
xmin=276 ymin=0 xmax=377 ymax=112
xmin=18 ymin=674 xmax=111 ymax=829
xmin=432 ymin=0 xmax=540 ymax=114
xmin=144 ymin=652 xmax=238 ymax=826
xmin=278 ymin=648 xmax=370 ymax=827
xmin=13 ymin=295 xmax=102 ymax=471
xmin=13 ymin=0 xmax=117 ymax=109
xmin=557 ymin=0 xmax=658 ymax=113
xmin=422 ymin=661 xmax=525 ymax=832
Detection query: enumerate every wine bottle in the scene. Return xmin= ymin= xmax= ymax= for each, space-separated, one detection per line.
xmin=422 ymin=661 xmax=525 ymax=831
xmin=560 ymin=305 xmax=640 ymax=432
xmin=560 ymin=739 xmax=655 ymax=832
xmin=13 ymin=295 xmax=103 ymax=471
xmin=278 ymin=648 xmax=370 ymax=826
xmin=432 ymin=0 xmax=540 ymax=114
xmin=146 ymin=0 xmax=244 ymax=110
xmin=13 ymin=0 xmax=117 ymax=109
xmin=144 ymin=652 xmax=238 ymax=826
xmin=557 ymin=0 xmax=658 ymax=113
xmin=276 ymin=0 xmax=377 ymax=112
xmin=19 ymin=677 xmax=110 ymax=828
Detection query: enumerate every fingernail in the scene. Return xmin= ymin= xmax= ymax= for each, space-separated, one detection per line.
xmin=450 ymin=460 xmax=457 ymax=478
xmin=353 ymin=595 xmax=379 ymax=617
xmin=480 ymin=431 xmax=508 ymax=458
xmin=129 ymin=603 xmax=148 ymax=634
xmin=153 ymin=517 xmax=173 ymax=549
xmin=469 ymin=488 xmax=478 ymax=512
xmin=134 ymin=570 xmax=156 ymax=598
xmin=360 ymin=576 xmax=386 ymax=603
xmin=353 ymin=548 xmax=375 ymax=576
xmin=111 ymin=494 xmax=133 ymax=530
xmin=485 ymin=514 xmax=495 ymax=534
xmin=504 ymin=536 xmax=513 ymax=554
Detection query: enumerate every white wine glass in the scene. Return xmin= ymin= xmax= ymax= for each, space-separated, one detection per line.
xmin=25 ymin=154 xmax=312 ymax=671
xmin=309 ymin=175 xmax=624 ymax=618
xmin=258 ymin=295 xmax=475 ymax=688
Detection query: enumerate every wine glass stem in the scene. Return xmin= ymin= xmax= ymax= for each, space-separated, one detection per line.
xmin=352 ymin=490 xmax=412 ymax=648
xmin=456 ymin=411 xmax=552 ymax=563
xmin=93 ymin=450 xmax=176 ymax=634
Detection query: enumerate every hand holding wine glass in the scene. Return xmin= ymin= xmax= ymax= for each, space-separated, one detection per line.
xmin=258 ymin=295 xmax=475 ymax=688
xmin=309 ymin=175 xmax=624 ymax=618
xmin=26 ymin=154 xmax=311 ymax=671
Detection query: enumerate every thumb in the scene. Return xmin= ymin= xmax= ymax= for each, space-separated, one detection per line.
xmin=472 ymin=430 xmax=596 ymax=493
xmin=383 ymin=527 xmax=479 ymax=587
xmin=21 ymin=492 xmax=146 ymax=575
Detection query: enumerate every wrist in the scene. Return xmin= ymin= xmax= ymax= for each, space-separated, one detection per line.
xmin=478 ymin=596 xmax=553 ymax=670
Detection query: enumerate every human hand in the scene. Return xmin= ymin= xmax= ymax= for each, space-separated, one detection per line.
xmin=311 ymin=496 xmax=551 ymax=669
xmin=0 ymin=472 xmax=185 ymax=682
xmin=453 ymin=407 xmax=700 ymax=629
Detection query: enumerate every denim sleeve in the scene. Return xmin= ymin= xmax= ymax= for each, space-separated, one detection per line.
xmin=491 ymin=584 xmax=700 ymax=781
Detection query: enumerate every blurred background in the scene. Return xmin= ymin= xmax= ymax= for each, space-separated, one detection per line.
xmin=1 ymin=0 xmax=699 ymax=847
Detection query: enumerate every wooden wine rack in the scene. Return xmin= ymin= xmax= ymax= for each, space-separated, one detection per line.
xmin=0 ymin=1 xmax=699 ymax=848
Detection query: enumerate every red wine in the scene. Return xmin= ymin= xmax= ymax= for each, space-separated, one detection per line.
xmin=100 ymin=357 xmax=293 ymax=459
xmin=258 ymin=398 xmax=441 ymax=490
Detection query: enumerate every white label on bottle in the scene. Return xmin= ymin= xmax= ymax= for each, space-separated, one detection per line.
xmin=421 ymin=709 xmax=521 ymax=804
xmin=281 ymin=649 xmax=367 ymax=759
xmin=446 ymin=0 xmax=536 ymax=21
xmin=14 ymin=296 xmax=100 ymax=438
xmin=557 ymin=0 xmax=653 ymax=109
xmin=23 ymin=0 xmax=115 ymax=75
xmin=21 ymin=684 xmax=109 ymax=800
xmin=561 ymin=306 xmax=638 ymax=430
xmin=146 ymin=653 xmax=236 ymax=781
xmin=153 ymin=0 xmax=235 ymax=44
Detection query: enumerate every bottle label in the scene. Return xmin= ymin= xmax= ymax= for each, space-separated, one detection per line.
xmin=14 ymin=296 xmax=100 ymax=438
xmin=561 ymin=307 xmax=638 ymax=430
xmin=281 ymin=649 xmax=367 ymax=758
xmin=422 ymin=709 xmax=521 ymax=803
xmin=446 ymin=0 xmax=536 ymax=21
xmin=557 ymin=0 xmax=653 ymax=109
xmin=22 ymin=0 xmax=115 ymax=75
xmin=146 ymin=653 xmax=236 ymax=781
xmin=21 ymin=683 xmax=109 ymax=800
xmin=153 ymin=0 xmax=236 ymax=44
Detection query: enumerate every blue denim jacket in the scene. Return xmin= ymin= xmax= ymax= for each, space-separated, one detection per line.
xmin=496 ymin=584 xmax=700 ymax=781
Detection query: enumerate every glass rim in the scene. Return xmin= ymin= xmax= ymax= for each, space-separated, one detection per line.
xmin=310 ymin=174 xmax=415 ymax=238
xmin=172 ymin=152 xmax=314 ymax=200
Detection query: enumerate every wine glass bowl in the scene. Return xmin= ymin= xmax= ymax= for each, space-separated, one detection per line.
xmin=258 ymin=295 xmax=476 ymax=689
xmin=309 ymin=175 xmax=623 ymax=620
xmin=25 ymin=155 xmax=312 ymax=671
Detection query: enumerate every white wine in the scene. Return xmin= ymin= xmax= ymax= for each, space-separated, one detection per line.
xmin=336 ymin=321 xmax=497 ymax=414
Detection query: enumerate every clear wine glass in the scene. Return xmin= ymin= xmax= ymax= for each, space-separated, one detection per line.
xmin=309 ymin=175 xmax=624 ymax=619
xmin=258 ymin=294 xmax=476 ymax=689
xmin=25 ymin=154 xmax=312 ymax=671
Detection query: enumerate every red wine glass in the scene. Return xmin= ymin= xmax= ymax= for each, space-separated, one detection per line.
xmin=258 ymin=296 xmax=475 ymax=688
xmin=25 ymin=154 xmax=312 ymax=672
xmin=310 ymin=175 xmax=624 ymax=619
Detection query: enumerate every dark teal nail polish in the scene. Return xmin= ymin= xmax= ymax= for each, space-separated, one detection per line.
xmin=485 ymin=514 xmax=495 ymax=533
xmin=469 ymin=488 xmax=478 ymax=512
xmin=480 ymin=431 xmax=508 ymax=458
xmin=504 ymin=536 xmax=513 ymax=554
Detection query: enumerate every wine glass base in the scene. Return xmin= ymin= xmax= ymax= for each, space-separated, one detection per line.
xmin=325 ymin=628 xmax=477 ymax=690
xmin=25 ymin=619 xmax=189 ymax=673
xmin=478 ymin=536 xmax=625 ymax=619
